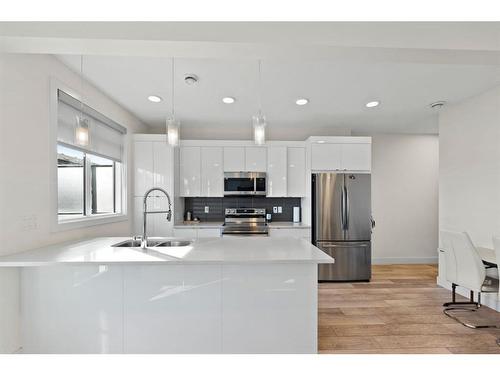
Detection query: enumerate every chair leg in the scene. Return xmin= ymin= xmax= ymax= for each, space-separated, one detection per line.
xmin=443 ymin=284 xmax=479 ymax=308
xmin=443 ymin=286 xmax=500 ymax=329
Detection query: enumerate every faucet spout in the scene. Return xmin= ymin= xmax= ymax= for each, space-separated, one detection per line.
xmin=141 ymin=187 xmax=173 ymax=248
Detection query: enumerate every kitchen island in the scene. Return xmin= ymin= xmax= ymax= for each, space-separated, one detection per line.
xmin=0 ymin=236 xmax=333 ymax=354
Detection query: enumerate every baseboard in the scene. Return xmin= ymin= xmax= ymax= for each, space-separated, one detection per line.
xmin=372 ymin=257 xmax=438 ymax=265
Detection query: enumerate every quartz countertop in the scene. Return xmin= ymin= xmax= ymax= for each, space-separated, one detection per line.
xmin=173 ymin=221 xmax=310 ymax=229
xmin=0 ymin=236 xmax=333 ymax=267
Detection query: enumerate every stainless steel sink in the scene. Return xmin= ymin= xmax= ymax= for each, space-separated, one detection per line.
xmin=111 ymin=239 xmax=192 ymax=248
xmin=156 ymin=240 xmax=192 ymax=247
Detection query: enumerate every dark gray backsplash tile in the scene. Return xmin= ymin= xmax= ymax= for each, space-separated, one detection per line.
xmin=184 ymin=197 xmax=301 ymax=222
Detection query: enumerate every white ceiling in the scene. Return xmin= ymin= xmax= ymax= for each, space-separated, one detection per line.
xmin=57 ymin=54 xmax=500 ymax=139
xmin=4 ymin=22 xmax=497 ymax=140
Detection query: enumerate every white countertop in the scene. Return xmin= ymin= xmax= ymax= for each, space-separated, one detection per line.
xmin=0 ymin=236 xmax=333 ymax=267
xmin=173 ymin=221 xmax=311 ymax=229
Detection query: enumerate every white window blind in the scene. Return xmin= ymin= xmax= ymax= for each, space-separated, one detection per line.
xmin=57 ymin=90 xmax=127 ymax=162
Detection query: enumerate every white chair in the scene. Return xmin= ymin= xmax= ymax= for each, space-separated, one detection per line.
xmin=491 ymin=236 xmax=500 ymax=345
xmin=440 ymin=230 xmax=499 ymax=329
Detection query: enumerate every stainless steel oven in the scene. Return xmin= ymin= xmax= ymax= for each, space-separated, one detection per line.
xmin=222 ymin=208 xmax=269 ymax=236
xmin=224 ymin=172 xmax=266 ymax=196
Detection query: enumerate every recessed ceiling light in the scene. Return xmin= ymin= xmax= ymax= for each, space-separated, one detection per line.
xmin=222 ymin=97 xmax=235 ymax=104
xmin=296 ymin=98 xmax=309 ymax=106
xmin=366 ymin=101 xmax=380 ymax=108
xmin=148 ymin=95 xmax=162 ymax=103
xmin=317 ymin=140 xmax=326 ymax=144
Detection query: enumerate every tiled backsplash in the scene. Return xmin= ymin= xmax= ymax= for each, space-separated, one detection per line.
xmin=184 ymin=197 xmax=302 ymax=222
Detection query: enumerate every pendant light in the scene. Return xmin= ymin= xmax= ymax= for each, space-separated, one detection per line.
xmin=166 ymin=58 xmax=180 ymax=147
xmin=75 ymin=55 xmax=90 ymax=147
xmin=252 ymin=59 xmax=266 ymax=145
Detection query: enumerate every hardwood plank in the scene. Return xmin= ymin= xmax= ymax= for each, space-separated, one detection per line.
xmin=318 ymin=264 xmax=500 ymax=354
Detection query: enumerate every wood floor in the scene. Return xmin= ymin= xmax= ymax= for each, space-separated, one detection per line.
xmin=318 ymin=264 xmax=500 ymax=354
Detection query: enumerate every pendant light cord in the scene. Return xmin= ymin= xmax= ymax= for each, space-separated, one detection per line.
xmin=258 ymin=59 xmax=262 ymax=117
xmin=80 ymin=55 xmax=84 ymax=120
xmin=171 ymin=58 xmax=175 ymax=119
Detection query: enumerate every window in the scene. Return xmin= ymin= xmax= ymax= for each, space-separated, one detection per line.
xmin=55 ymin=89 xmax=126 ymax=224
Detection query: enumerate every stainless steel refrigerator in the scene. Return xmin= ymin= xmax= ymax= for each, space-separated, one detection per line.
xmin=312 ymin=173 xmax=373 ymax=281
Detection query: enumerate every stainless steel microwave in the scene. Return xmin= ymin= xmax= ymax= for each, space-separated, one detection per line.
xmin=224 ymin=172 xmax=266 ymax=196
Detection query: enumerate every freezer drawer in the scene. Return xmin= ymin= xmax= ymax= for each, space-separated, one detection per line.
xmin=317 ymin=241 xmax=371 ymax=281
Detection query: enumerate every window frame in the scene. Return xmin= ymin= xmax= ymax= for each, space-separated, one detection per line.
xmin=50 ymin=78 xmax=128 ymax=232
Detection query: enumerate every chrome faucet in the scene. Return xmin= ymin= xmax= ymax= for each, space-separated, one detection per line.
xmin=141 ymin=187 xmax=172 ymax=248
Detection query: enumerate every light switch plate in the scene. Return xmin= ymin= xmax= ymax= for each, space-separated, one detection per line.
xmin=278 ymin=206 xmax=282 ymax=213
xmin=273 ymin=207 xmax=278 ymax=213
xmin=204 ymin=206 xmax=210 ymax=213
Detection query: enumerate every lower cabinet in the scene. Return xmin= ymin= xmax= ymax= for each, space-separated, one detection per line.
xmin=173 ymin=227 xmax=222 ymax=239
xmin=268 ymin=228 xmax=311 ymax=241
xmin=21 ymin=263 xmax=318 ymax=353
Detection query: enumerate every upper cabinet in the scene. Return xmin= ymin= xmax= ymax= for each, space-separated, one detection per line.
xmin=223 ymin=146 xmax=267 ymax=172
xmin=223 ymin=147 xmax=245 ymax=172
xmin=245 ymin=147 xmax=267 ymax=172
xmin=267 ymin=146 xmax=287 ymax=197
xmin=133 ymin=141 xmax=154 ymax=197
xmin=180 ymin=146 xmax=201 ymax=197
xmin=287 ymin=147 xmax=306 ymax=197
xmin=201 ymin=147 xmax=223 ymax=197
xmin=310 ymin=144 xmax=342 ymax=171
xmin=132 ymin=136 xmax=174 ymax=237
xmin=340 ymin=143 xmax=371 ymax=171
xmin=311 ymin=139 xmax=371 ymax=172
xmin=133 ymin=140 xmax=172 ymax=197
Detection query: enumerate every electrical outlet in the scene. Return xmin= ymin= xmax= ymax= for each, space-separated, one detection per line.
xmin=20 ymin=214 xmax=38 ymax=232
xmin=278 ymin=206 xmax=282 ymax=213
xmin=204 ymin=206 xmax=210 ymax=213
xmin=273 ymin=207 xmax=278 ymax=214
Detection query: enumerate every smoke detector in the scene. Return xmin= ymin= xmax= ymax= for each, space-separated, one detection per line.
xmin=184 ymin=74 xmax=199 ymax=85
xmin=430 ymin=101 xmax=446 ymax=109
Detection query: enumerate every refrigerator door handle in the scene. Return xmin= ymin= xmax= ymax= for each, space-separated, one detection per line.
xmin=345 ymin=185 xmax=350 ymax=230
xmin=320 ymin=242 xmax=370 ymax=248
xmin=340 ymin=184 xmax=346 ymax=230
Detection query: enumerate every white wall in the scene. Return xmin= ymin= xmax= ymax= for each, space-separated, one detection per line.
xmin=370 ymin=134 xmax=439 ymax=264
xmin=439 ymin=86 xmax=500 ymax=249
xmin=0 ymin=53 xmax=148 ymax=352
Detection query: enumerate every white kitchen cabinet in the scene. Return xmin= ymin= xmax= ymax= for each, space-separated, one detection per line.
xmin=180 ymin=147 xmax=201 ymax=197
xmin=311 ymin=142 xmax=371 ymax=172
xmin=269 ymin=228 xmax=311 ymax=241
xmin=223 ymin=147 xmax=245 ymax=172
xmin=311 ymin=144 xmax=342 ymax=171
xmin=133 ymin=141 xmax=154 ymax=197
xmin=172 ymin=227 xmax=221 ymax=239
xmin=287 ymin=147 xmax=306 ymax=197
xmin=267 ymin=146 xmax=287 ymax=197
xmin=201 ymin=147 xmax=223 ymax=197
xmin=197 ymin=228 xmax=222 ymax=238
xmin=341 ymin=143 xmax=371 ymax=171
xmin=133 ymin=196 xmax=172 ymax=237
xmin=245 ymin=147 xmax=267 ymax=172
xmin=153 ymin=142 xmax=172 ymax=191
xmin=172 ymin=228 xmax=198 ymax=239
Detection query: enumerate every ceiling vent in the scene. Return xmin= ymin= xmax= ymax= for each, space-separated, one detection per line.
xmin=184 ymin=74 xmax=199 ymax=85
xmin=430 ymin=101 xmax=446 ymax=109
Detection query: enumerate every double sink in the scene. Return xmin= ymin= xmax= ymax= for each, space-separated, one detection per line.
xmin=111 ymin=239 xmax=192 ymax=248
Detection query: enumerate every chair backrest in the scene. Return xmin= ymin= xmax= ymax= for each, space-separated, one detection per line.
xmin=440 ymin=230 xmax=486 ymax=292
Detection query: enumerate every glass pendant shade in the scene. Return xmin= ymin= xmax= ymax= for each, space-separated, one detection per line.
xmin=252 ymin=114 xmax=266 ymax=145
xmin=166 ymin=117 xmax=180 ymax=147
xmin=75 ymin=116 xmax=89 ymax=147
